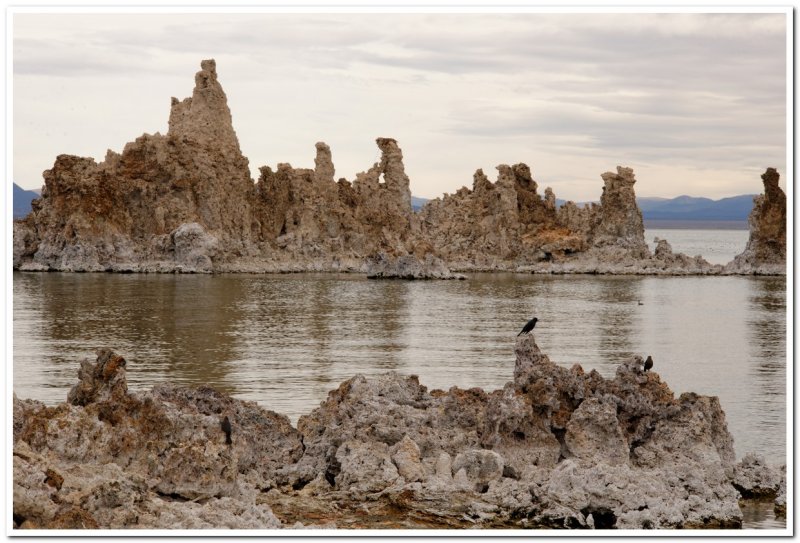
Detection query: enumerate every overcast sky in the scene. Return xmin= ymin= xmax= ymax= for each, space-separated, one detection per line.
xmin=12 ymin=11 xmax=788 ymax=202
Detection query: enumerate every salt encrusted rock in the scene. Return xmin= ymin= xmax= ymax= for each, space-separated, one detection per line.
xmin=14 ymin=349 xmax=300 ymax=529
xmin=365 ymin=252 xmax=465 ymax=280
xmin=564 ymin=397 xmax=629 ymax=466
xmin=67 ymin=348 xmax=128 ymax=406
xmin=591 ymin=167 xmax=649 ymax=256
xmin=390 ymin=435 xmax=426 ymax=483
xmin=774 ymin=469 xmax=786 ymax=517
xmin=732 ymin=453 xmax=782 ymax=498
xmin=171 ymin=222 xmax=218 ymax=272
xmin=15 ymin=339 xmax=752 ymax=529
xmin=451 ymin=450 xmax=504 ymax=489
xmin=726 ymin=168 xmax=786 ymax=274
xmin=335 ymin=440 xmax=400 ymax=493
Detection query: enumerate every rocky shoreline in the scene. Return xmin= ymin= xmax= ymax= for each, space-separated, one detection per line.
xmin=13 ymin=336 xmax=785 ymax=530
xmin=12 ymin=59 xmax=786 ymax=277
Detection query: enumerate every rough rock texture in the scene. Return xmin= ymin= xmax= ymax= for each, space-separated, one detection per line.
xmin=774 ymin=469 xmax=786 ymax=517
xmin=14 ymin=58 xmax=777 ymax=276
xmin=13 ymin=349 xmax=300 ymax=529
xmin=365 ymin=252 xmax=465 ymax=280
xmin=732 ymin=453 xmax=782 ymax=499
xmin=418 ymin=164 xmax=585 ymax=268
xmin=14 ymin=337 xmax=781 ymax=530
xmin=252 ymin=138 xmax=419 ymax=270
xmin=726 ymin=168 xmax=786 ymax=274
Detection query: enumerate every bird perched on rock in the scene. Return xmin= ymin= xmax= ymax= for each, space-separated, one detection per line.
xmin=518 ymin=317 xmax=538 ymax=336
xmin=644 ymin=356 xmax=653 ymax=372
xmin=221 ymin=416 xmax=232 ymax=445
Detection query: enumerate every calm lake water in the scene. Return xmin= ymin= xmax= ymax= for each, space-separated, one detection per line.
xmin=645 ymin=227 xmax=750 ymax=265
xmin=11 ymin=228 xmax=786 ymax=528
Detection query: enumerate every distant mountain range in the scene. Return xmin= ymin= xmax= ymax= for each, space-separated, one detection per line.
xmin=13 ymin=183 xmax=40 ymax=219
xmin=636 ymin=195 xmax=756 ymax=221
xmin=413 ymin=193 xmax=755 ymax=221
xmin=553 ymin=194 xmax=755 ymax=222
xmin=13 ymin=183 xmax=755 ymax=223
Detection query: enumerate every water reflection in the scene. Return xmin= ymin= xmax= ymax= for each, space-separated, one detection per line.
xmin=13 ymin=273 xmax=247 ymax=396
xmin=13 ymin=272 xmax=786 ymax=469
xmin=745 ymin=278 xmax=787 ymax=465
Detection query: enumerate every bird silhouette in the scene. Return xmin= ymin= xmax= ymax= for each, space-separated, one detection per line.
xmin=644 ymin=356 xmax=654 ymax=372
xmin=221 ymin=416 xmax=232 ymax=445
xmin=518 ymin=317 xmax=538 ymax=336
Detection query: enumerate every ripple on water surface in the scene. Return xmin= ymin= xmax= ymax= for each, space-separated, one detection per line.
xmin=13 ymin=271 xmax=786 ymax=472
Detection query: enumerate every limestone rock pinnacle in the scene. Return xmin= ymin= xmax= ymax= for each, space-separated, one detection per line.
xmin=168 ymin=58 xmax=242 ymax=153
xmin=727 ymin=167 xmax=786 ymax=273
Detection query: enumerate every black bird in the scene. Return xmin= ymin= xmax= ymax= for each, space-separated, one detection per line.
xmin=221 ymin=416 xmax=232 ymax=445
xmin=518 ymin=317 xmax=538 ymax=336
xmin=644 ymin=355 xmax=654 ymax=372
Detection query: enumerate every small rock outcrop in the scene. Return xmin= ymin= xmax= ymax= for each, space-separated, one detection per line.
xmin=732 ymin=453 xmax=782 ymax=499
xmin=13 ymin=349 xmax=301 ymax=529
xmin=365 ymin=252 xmax=465 ymax=280
xmin=726 ymin=168 xmax=786 ymax=274
xmin=15 ymin=338 xmax=770 ymax=530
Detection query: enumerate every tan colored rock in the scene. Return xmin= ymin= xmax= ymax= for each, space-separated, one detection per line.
xmin=592 ymin=166 xmax=648 ymax=256
xmin=727 ymin=167 xmax=786 ymax=273
xmin=10 ymin=58 xmax=783 ymax=276
xmin=13 ymin=349 xmax=300 ymax=529
xmin=390 ymin=435 xmax=426 ymax=483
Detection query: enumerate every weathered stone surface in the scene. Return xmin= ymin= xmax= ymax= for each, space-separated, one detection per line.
xmin=14 ymin=60 xmax=255 ymax=273
xmin=14 ymin=58 xmax=780 ymax=276
xmin=14 ymin=337 xmax=774 ymax=529
xmin=726 ymin=168 xmax=786 ymax=274
xmin=365 ymin=252 xmax=465 ymax=280
xmin=451 ymin=449 xmax=504 ymax=489
xmin=591 ymin=167 xmax=648 ymax=256
xmin=13 ymin=349 xmax=300 ymax=529
xmin=390 ymin=435 xmax=426 ymax=483
xmin=564 ymin=397 xmax=628 ymax=466
xmin=732 ymin=453 xmax=782 ymax=498
xmin=774 ymin=468 xmax=786 ymax=517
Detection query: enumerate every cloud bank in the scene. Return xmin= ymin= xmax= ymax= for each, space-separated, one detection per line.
xmin=13 ymin=12 xmax=787 ymax=201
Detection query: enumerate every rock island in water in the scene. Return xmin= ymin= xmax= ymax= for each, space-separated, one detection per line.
xmin=12 ymin=59 xmax=785 ymax=277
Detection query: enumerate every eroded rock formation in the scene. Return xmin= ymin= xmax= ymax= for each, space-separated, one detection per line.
xmin=252 ymin=138 xmax=418 ymax=269
xmin=726 ymin=168 xmax=786 ymax=274
xmin=14 ymin=59 xmax=255 ymax=273
xmin=14 ymin=337 xmax=774 ymax=530
xmin=418 ymin=164 xmax=585 ymax=269
xmin=11 ymin=59 xmax=784 ymax=276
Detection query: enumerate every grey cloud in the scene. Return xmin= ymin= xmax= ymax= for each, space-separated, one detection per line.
xmin=12 ymin=12 xmax=787 ymax=200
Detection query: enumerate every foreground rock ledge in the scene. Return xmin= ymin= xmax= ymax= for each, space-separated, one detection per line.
xmin=13 ymin=339 xmax=783 ymax=530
